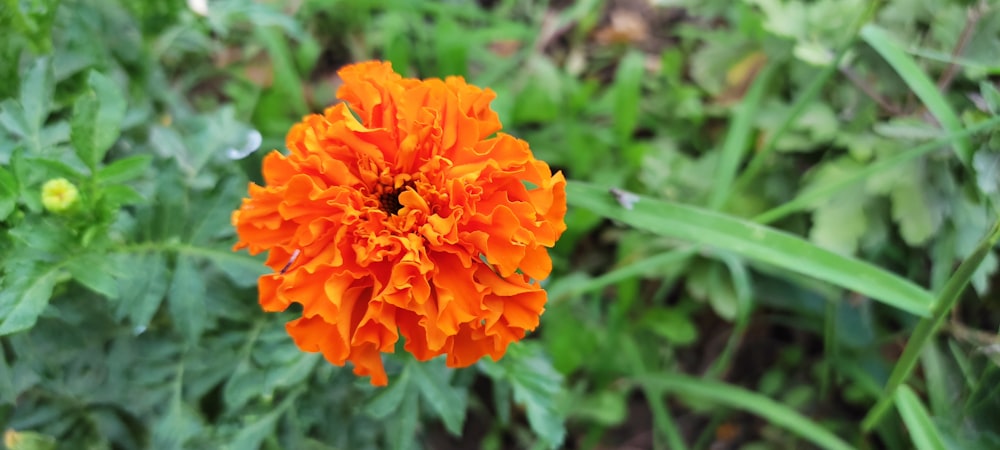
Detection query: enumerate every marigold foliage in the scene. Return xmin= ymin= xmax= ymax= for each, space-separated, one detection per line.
xmin=232 ymin=61 xmax=567 ymax=385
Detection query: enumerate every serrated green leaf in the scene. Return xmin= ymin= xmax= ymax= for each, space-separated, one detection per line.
xmin=19 ymin=58 xmax=53 ymax=144
xmin=890 ymin=168 xmax=944 ymax=246
xmin=152 ymin=388 xmax=202 ymax=450
xmin=189 ymin=177 xmax=243 ymax=244
xmin=115 ymin=252 xmax=169 ymax=327
xmin=895 ymin=385 xmax=948 ymax=450
xmin=66 ymin=253 xmax=119 ymax=299
xmin=181 ymin=245 xmax=266 ymax=288
xmin=167 ymin=256 xmax=207 ymax=341
xmin=96 ymin=154 xmax=152 ymax=184
xmin=411 ymin=358 xmax=466 ymax=436
xmin=391 ymin=388 xmax=420 ymax=450
xmin=224 ymin=365 xmax=266 ymax=411
xmin=71 ymin=71 xmax=127 ymax=171
xmin=366 ymin=367 xmax=411 ymax=419
xmin=0 ymin=265 xmax=61 ymax=335
xmin=568 ymin=181 xmax=935 ymax=316
xmin=810 ymin=199 xmax=869 ymax=254
xmin=501 ymin=344 xmax=566 ymax=450
xmin=0 ymin=165 xmax=17 ymax=220
xmin=226 ymin=390 xmax=300 ymax=450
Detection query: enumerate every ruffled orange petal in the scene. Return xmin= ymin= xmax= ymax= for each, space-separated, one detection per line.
xmin=233 ymin=60 xmax=566 ymax=385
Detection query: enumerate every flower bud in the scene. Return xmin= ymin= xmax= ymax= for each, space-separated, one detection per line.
xmin=41 ymin=178 xmax=79 ymax=213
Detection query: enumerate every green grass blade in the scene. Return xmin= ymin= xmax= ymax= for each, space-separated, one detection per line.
xmin=709 ymin=63 xmax=777 ymax=210
xmin=635 ymin=374 xmax=855 ymax=450
xmin=554 ymin=246 xmax=698 ymax=300
xmin=860 ymin=24 xmax=973 ymax=167
xmin=893 ymin=385 xmax=948 ymax=450
xmin=623 ymin=336 xmax=689 ymax=450
xmin=862 ymin=219 xmax=1000 ymax=430
xmin=753 ymin=117 xmax=1000 ymax=224
xmin=567 ymin=182 xmax=934 ymax=316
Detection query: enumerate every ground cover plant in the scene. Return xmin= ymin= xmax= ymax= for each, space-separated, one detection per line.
xmin=2 ymin=0 xmax=1000 ymax=449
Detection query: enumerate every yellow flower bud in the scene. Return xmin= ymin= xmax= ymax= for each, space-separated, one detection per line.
xmin=41 ymin=178 xmax=79 ymax=213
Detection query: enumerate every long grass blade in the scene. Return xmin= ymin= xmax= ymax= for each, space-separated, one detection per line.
xmin=861 ymin=219 xmax=1000 ymax=430
xmin=635 ymin=374 xmax=855 ymax=450
xmin=567 ymin=182 xmax=935 ymax=316
xmin=709 ymin=63 xmax=777 ymax=210
xmin=893 ymin=385 xmax=948 ymax=450
xmin=860 ymin=24 xmax=973 ymax=167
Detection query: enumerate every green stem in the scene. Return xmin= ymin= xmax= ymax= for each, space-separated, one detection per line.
xmin=862 ymin=218 xmax=1000 ymax=431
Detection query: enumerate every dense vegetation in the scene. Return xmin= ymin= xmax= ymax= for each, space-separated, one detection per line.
xmin=2 ymin=0 xmax=999 ymax=449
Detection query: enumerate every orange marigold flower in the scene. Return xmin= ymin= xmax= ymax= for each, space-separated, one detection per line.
xmin=232 ymin=61 xmax=567 ymax=386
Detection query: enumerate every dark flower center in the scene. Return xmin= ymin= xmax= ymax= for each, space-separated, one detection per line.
xmin=379 ymin=189 xmax=404 ymax=215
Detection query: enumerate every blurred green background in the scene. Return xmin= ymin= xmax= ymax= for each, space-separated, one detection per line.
xmin=2 ymin=0 xmax=1000 ymax=449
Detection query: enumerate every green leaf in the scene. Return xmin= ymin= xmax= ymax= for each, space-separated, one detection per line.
xmin=0 ymin=164 xmax=17 ymax=220
xmin=0 ymin=265 xmax=61 ymax=335
xmin=612 ymin=50 xmax=645 ymax=143
xmin=71 ymin=71 xmax=127 ymax=171
xmin=434 ymin=17 xmax=468 ymax=77
xmin=189 ymin=177 xmax=243 ymax=245
xmin=483 ymin=343 xmax=566 ymax=449
xmin=810 ymin=198 xmax=869 ymax=255
xmin=889 ymin=167 xmax=945 ymax=246
xmin=95 ymin=154 xmax=153 ymax=184
xmin=568 ymin=181 xmax=935 ymax=316
xmin=66 ymin=253 xmax=120 ymax=299
xmin=179 ymin=244 xmax=266 ymax=288
xmin=979 ymin=81 xmax=1000 ymax=114
xmin=19 ymin=58 xmax=53 ymax=142
xmin=227 ymin=389 xmax=301 ymax=450
xmin=0 ymin=346 xmax=13 ymax=404
xmin=894 ymin=385 xmax=948 ymax=450
xmin=636 ymin=374 xmax=854 ymax=450
xmin=411 ymin=358 xmax=466 ymax=436
xmin=973 ymin=150 xmax=1000 ymax=195
xmin=390 ymin=388 xmax=420 ymax=450
xmin=366 ymin=366 xmax=411 ymax=419
xmin=101 ymin=184 xmax=146 ymax=206
xmin=0 ymin=59 xmax=52 ymax=154
xmin=640 ymin=307 xmax=697 ymax=345
xmin=167 ymin=256 xmax=208 ymax=341
xmin=710 ymin=62 xmax=775 ymax=210
xmin=860 ymin=24 xmax=972 ymax=168
xmin=115 ymin=252 xmax=170 ymax=327
xmin=754 ymin=117 xmax=1000 ymax=224
xmin=254 ymin=27 xmax=307 ymax=116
